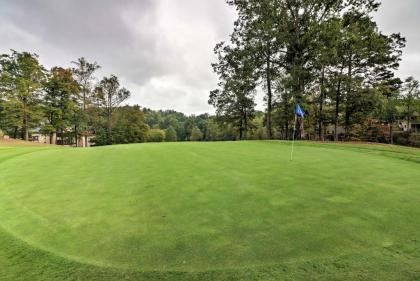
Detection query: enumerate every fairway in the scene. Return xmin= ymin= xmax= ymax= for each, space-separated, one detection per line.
xmin=0 ymin=141 xmax=420 ymax=280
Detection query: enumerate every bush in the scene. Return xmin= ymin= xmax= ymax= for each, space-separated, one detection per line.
xmin=190 ymin=126 xmax=203 ymax=141
xmin=148 ymin=129 xmax=166 ymax=143
xmin=165 ymin=126 xmax=177 ymax=142
xmin=393 ymin=132 xmax=420 ymax=148
xmin=249 ymin=127 xmax=266 ymax=140
xmin=112 ymin=107 xmax=149 ymax=144
xmin=0 ymin=129 xmax=4 ymax=139
xmin=408 ymin=133 xmax=420 ymax=147
xmin=92 ymin=107 xmax=149 ymax=146
xmin=91 ymin=128 xmax=110 ymax=146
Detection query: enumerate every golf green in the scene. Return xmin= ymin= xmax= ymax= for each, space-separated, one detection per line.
xmin=0 ymin=141 xmax=419 ymax=280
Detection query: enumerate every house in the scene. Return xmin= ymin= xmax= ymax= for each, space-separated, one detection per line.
xmin=31 ymin=128 xmax=94 ymax=147
xmin=325 ymin=124 xmax=345 ymax=137
xmin=397 ymin=113 xmax=420 ymax=133
xmin=30 ymin=128 xmax=52 ymax=144
xmin=324 ymin=124 xmax=346 ymax=141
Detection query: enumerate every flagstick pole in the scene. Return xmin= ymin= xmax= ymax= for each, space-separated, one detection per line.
xmin=290 ymin=113 xmax=297 ymax=161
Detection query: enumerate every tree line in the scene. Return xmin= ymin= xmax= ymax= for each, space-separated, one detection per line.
xmin=0 ymin=51 xmax=270 ymax=145
xmin=1 ymin=0 xmax=420 ymax=147
xmin=142 ymin=109 xmax=270 ymax=142
xmin=210 ymin=0 xmax=420 ymax=146
xmin=0 ymin=52 xmax=146 ymax=146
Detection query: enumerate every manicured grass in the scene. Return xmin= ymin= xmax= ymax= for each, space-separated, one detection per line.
xmin=0 ymin=141 xmax=419 ymax=280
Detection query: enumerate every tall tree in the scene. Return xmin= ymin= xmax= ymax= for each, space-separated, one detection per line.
xmin=0 ymin=51 xmax=46 ymax=140
xmin=95 ymin=75 xmax=130 ymax=144
xmin=376 ymin=77 xmax=402 ymax=144
xmin=225 ymin=0 xmax=282 ymax=139
xmin=71 ymin=57 xmax=100 ymax=146
xmin=322 ymin=10 xmax=404 ymax=140
xmin=110 ymin=106 xmax=149 ymax=144
xmin=210 ymin=42 xmax=257 ymax=140
xmin=401 ymin=77 xmax=420 ymax=130
xmin=43 ymin=67 xmax=80 ymax=144
xmin=219 ymin=0 xmax=384 ymax=140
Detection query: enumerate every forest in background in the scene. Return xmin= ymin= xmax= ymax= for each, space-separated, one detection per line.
xmin=0 ymin=52 xmax=267 ymax=146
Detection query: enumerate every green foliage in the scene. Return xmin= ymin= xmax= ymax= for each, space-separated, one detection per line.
xmin=94 ymin=75 xmax=131 ymax=144
xmin=393 ymin=131 xmax=420 ymax=147
xmin=90 ymin=127 xmax=108 ymax=146
xmin=210 ymin=43 xmax=257 ymax=139
xmin=401 ymin=77 xmax=420 ymax=128
xmin=110 ymin=106 xmax=149 ymax=144
xmin=165 ymin=126 xmax=177 ymax=142
xmin=190 ymin=126 xmax=203 ymax=141
xmin=71 ymin=57 xmax=100 ymax=111
xmin=211 ymin=0 xmax=410 ymax=143
xmin=71 ymin=57 xmax=101 ymax=143
xmin=43 ymin=67 xmax=80 ymax=139
xmin=0 ymin=50 xmax=46 ymax=140
xmin=147 ymin=128 xmax=166 ymax=142
xmin=92 ymin=106 xmax=149 ymax=146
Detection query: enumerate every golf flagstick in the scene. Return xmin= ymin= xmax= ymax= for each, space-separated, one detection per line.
xmin=290 ymin=112 xmax=297 ymax=161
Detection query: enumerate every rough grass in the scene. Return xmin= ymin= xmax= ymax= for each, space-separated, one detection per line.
xmin=0 ymin=141 xmax=419 ymax=280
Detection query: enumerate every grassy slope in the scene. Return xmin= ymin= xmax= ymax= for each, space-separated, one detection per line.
xmin=0 ymin=141 xmax=419 ymax=280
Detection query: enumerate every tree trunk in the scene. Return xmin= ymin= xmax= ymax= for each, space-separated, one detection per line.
xmin=83 ymin=85 xmax=88 ymax=147
xmin=407 ymin=104 xmax=411 ymax=131
xmin=23 ymin=112 xmax=29 ymax=141
xmin=83 ymin=87 xmax=87 ymax=111
xmin=22 ymin=97 xmax=29 ymax=141
xmin=389 ymin=123 xmax=393 ymax=144
xmin=344 ymin=109 xmax=350 ymax=140
xmin=239 ymin=115 xmax=244 ymax=141
xmin=334 ymin=67 xmax=345 ymax=141
xmin=243 ymin=110 xmax=248 ymax=140
xmin=284 ymin=95 xmax=290 ymax=140
xmin=107 ymin=106 xmax=112 ymax=144
xmin=75 ymin=125 xmax=78 ymax=147
xmin=13 ymin=126 xmax=18 ymax=139
xmin=266 ymin=55 xmax=273 ymax=140
xmin=344 ymin=55 xmax=353 ymax=140
xmin=334 ymin=80 xmax=342 ymax=141
xmin=318 ymin=66 xmax=325 ymax=141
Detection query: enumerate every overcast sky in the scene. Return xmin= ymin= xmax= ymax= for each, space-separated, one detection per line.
xmin=0 ymin=0 xmax=418 ymax=114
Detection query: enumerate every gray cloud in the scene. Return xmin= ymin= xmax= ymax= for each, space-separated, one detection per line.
xmin=374 ymin=0 xmax=420 ymax=80
xmin=0 ymin=0 xmax=418 ymax=114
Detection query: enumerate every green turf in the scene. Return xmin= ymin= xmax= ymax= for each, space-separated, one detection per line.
xmin=0 ymin=141 xmax=419 ymax=280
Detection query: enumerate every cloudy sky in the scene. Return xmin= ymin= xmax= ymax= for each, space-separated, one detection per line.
xmin=0 ymin=0 xmax=418 ymax=114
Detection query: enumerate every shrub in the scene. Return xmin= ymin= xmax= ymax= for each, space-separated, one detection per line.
xmin=148 ymin=129 xmax=166 ymax=143
xmin=165 ymin=126 xmax=177 ymax=142
xmin=408 ymin=133 xmax=420 ymax=147
xmin=190 ymin=126 xmax=203 ymax=141
xmin=393 ymin=132 xmax=420 ymax=148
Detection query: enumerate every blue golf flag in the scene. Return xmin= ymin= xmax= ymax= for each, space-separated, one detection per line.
xmin=295 ymin=104 xmax=305 ymax=118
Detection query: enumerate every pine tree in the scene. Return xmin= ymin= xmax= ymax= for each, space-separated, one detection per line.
xmin=0 ymin=51 xmax=46 ymax=140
